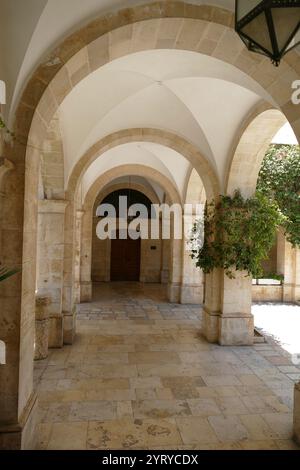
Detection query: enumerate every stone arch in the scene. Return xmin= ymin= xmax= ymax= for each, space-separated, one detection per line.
xmin=89 ymin=182 xmax=161 ymax=294
xmin=95 ymin=182 xmax=161 ymax=209
xmin=63 ymin=129 xmax=218 ymax=310
xmin=2 ymin=2 xmax=300 ymax=447
xmin=226 ymin=108 xmax=288 ymax=197
xmin=67 ymin=129 xmax=219 ymax=202
xmin=184 ymin=168 xmax=206 ymax=207
xmin=78 ymin=179 xmax=160 ymax=301
xmin=79 ymin=164 xmax=181 ymax=302
xmin=181 ymin=168 xmax=207 ymax=304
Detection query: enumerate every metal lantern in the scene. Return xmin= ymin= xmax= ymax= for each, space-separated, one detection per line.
xmin=235 ymin=0 xmax=300 ymax=66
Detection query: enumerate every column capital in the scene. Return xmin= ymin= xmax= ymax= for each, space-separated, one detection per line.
xmin=38 ymin=199 xmax=68 ymax=214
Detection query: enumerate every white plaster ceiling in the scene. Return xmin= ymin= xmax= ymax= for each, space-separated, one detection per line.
xmin=2 ymin=0 xmax=299 ymax=122
xmin=2 ymin=0 xmax=234 ymax=118
xmin=81 ymin=141 xmax=190 ymax=203
xmin=60 ymin=49 xmax=274 ymax=187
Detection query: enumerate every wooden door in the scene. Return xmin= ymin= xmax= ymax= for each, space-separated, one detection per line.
xmin=110 ymin=235 xmax=141 ymax=281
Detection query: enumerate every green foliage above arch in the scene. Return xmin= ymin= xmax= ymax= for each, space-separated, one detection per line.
xmin=256 ymin=144 xmax=300 ymax=248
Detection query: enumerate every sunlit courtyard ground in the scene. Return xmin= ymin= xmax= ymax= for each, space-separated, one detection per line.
xmin=253 ymin=303 xmax=300 ymax=366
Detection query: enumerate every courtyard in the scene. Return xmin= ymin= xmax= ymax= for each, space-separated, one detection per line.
xmin=34 ymin=283 xmax=299 ymax=450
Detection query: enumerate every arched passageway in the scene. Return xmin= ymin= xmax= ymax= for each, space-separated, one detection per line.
xmin=0 ymin=1 xmax=299 ymax=449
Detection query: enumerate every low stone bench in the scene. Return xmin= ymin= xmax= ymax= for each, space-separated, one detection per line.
xmin=34 ymin=296 xmax=51 ymax=360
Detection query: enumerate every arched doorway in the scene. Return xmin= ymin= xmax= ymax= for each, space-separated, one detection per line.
xmin=92 ymin=188 xmax=154 ymax=284
xmin=110 ymin=233 xmax=141 ymax=282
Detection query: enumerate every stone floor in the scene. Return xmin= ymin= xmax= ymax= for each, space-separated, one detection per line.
xmin=34 ymin=283 xmax=300 ymax=450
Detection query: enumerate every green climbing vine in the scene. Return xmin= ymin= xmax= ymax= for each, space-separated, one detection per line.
xmin=256 ymin=144 xmax=300 ymax=248
xmin=190 ymin=190 xmax=281 ymax=278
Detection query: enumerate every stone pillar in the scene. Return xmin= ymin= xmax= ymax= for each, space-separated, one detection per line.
xmin=0 ymin=148 xmax=38 ymax=449
xmin=277 ymin=229 xmax=300 ymax=303
xmin=180 ymin=212 xmax=203 ymax=305
xmin=219 ymin=271 xmax=254 ymax=346
xmin=168 ymin=238 xmax=182 ymax=303
xmin=203 ymin=270 xmax=254 ymax=346
xmin=74 ymin=210 xmax=84 ymax=304
xmin=34 ymin=296 xmax=50 ymax=360
xmin=36 ymin=200 xmax=68 ymax=348
xmin=80 ymin=208 xmax=93 ymax=302
xmin=294 ymin=382 xmax=300 ymax=445
xmin=0 ymin=159 xmax=14 ymax=252
xmin=159 ymin=215 xmax=169 ymax=284
xmin=203 ymin=269 xmax=221 ymax=343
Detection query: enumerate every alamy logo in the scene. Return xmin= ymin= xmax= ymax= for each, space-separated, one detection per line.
xmin=95 ymin=196 xmax=204 ymax=249
xmin=292 ymin=80 xmax=300 ymax=105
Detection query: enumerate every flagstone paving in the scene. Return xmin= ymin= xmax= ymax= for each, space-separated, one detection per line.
xmin=34 ymin=283 xmax=300 ymax=450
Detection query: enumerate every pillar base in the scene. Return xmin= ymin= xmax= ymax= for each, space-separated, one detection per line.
xmin=80 ymin=281 xmax=92 ymax=302
xmin=168 ymin=283 xmax=181 ymax=303
xmin=294 ymin=382 xmax=300 ymax=445
xmin=63 ymin=309 xmax=76 ymax=345
xmin=48 ymin=315 xmax=63 ymax=348
xmin=180 ymin=284 xmax=203 ymax=305
xmin=203 ymin=309 xmax=254 ymax=346
xmin=34 ymin=318 xmax=49 ymax=360
xmin=202 ymin=308 xmax=219 ymax=343
xmin=218 ymin=314 xmax=254 ymax=346
xmin=0 ymin=393 xmax=38 ymax=450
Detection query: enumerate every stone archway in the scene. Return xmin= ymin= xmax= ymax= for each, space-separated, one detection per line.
xmin=227 ymin=109 xmax=288 ymax=197
xmin=203 ymin=108 xmax=297 ymax=347
xmin=62 ymin=129 xmax=218 ymax=322
xmin=78 ymin=179 xmax=160 ymax=302
xmin=79 ymin=164 xmax=182 ymax=303
xmin=1 ymin=1 xmax=300 ymax=448
xmin=92 ymin=184 xmax=158 ymax=287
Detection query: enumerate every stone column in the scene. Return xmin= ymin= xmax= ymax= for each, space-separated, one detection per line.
xmin=180 ymin=212 xmax=203 ymax=305
xmin=203 ymin=269 xmax=221 ymax=343
xmin=277 ymin=229 xmax=300 ymax=303
xmin=0 ymin=150 xmax=38 ymax=449
xmin=203 ymin=270 xmax=254 ymax=346
xmin=80 ymin=209 xmax=93 ymax=301
xmin=0 ymin=159 xmax=14 ymax=251
xmin=168 ymin=238 xmax=182 ymax=303
xmin=34 ymin=296 xmax=50 ymax=360
xmin=74 ymin=210 xmax=84 ymax=304
xmin=294 ymin=382 xmax=300 ymax=445
xmin=219 ymin=271 xmax=254 ymax=345
xmin=36 ymin=200 xmax=68 ymax=348
xmin=159 ymin=215 xmax=169 ymax=284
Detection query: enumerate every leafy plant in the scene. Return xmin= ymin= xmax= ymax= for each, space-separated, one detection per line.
xmin=190 ymin=190 xmax=281 ymax=278
xmin=257 ymin=144 xmax=300 ymax=248
xmin=259 ymin=272 xmax=284 ymax=281
xmin=0 ymin=264 xmax=20 ymax=282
